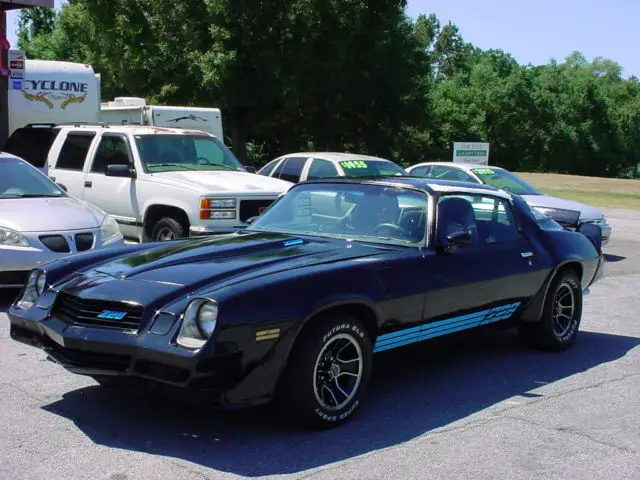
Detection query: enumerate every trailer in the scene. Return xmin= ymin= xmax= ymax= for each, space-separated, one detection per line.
xmin=100 ymin=97 xmax=224 ymax=139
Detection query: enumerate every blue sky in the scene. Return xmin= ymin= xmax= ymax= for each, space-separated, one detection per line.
xmin=5 ymin=0 xmax=639 ymax=78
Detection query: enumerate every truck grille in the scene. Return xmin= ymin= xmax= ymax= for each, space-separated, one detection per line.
xmin=75 ymin=233 xmax=95 ymax=251
xmin=0 ymin=270 xmax=29 ymax=287
xmin=39 ymin=235 xmax=71 ymax=253
xmin=239 ymin=199 xmax=274 ymax=222
xmin=53 ymin=292 xmax=144 ymax=331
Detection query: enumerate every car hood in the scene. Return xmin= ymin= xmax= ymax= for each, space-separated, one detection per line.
xmin=58 ymin=231 xmax=397 ymax=304
xmin=520 ymin=195 xmax=604 ymax=221
xmin=0 ymin=196 xmax=105 ymax=232
xmin=148 ymin=170 xmax=293 ymax=195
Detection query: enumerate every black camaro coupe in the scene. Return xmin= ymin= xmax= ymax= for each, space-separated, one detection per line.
xmin=9 ymin=178 xmax=605 ymax=428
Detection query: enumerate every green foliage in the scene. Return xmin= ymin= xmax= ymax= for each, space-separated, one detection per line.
xmin=16 ymin=2 xmax=640 ymax=177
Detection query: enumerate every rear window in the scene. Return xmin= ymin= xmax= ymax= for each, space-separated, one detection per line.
xmin=3 ymin=127 xmax=61 ymax=168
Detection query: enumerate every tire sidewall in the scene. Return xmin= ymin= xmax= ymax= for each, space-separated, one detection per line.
xmin=545 ymin=271 xmax=582 ymax=345
xmin=151 ymin=217 xmax=185 ymax=242
xmin=289 ymin=316 xmax=372 ymax=427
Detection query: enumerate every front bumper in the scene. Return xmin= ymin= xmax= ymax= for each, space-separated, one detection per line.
xmin=8 ymin=308 xmax=243 ymax=401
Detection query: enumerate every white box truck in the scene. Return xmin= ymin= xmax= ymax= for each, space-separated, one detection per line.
xmin=100 ymin=97 xmax=224 ymax=139
xmin=7 ymin=59 xmax=102 ymax=135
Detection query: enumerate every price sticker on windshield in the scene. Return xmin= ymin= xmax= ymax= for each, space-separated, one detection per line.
xmin=340 ymin=161 xmax=368 ymax=169
xmin=472 ymin=168 xmax=495 ymax=175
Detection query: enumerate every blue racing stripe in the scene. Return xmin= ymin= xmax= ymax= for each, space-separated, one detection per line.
xmin=372 ymin=301 xmax=521 ymax=353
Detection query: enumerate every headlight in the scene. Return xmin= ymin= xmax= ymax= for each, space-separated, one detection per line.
xmin=100 ymin=215 xmax=121 ymax=243
xmin=0 ymin=226 xmax=30 ymax=247
xmin=199 ymin=198 xmax=237 ymax=220
xmin=176 ymin=298 xmax=218 ymax=349
xmin=16 ymin=270 xmax=46 ymax=310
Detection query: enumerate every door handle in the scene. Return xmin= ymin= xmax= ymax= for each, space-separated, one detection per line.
xmin=521 ymin=251 xmax=534 ymax=258
xmin=84 ymin=181 xmax=92 ymax=188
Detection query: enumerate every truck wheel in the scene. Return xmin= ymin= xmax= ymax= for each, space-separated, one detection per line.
xmin=150 ymin=217 xmax=187 ymax=242
xmin=276 ymin=313 xmax=372 ymax=429
xmin=519 ymin=269 xmax=583 ymax=351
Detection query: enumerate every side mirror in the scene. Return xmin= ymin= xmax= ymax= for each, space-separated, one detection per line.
xmin=243 ymin=165 xmax=257 ymax=173
xmin=106 ymin=164 xmax=136 ymax=178
xmin=439 ymin=230 xmax=472 ymax=253
xmin=56 ymin=183 xmax=68 ymax=192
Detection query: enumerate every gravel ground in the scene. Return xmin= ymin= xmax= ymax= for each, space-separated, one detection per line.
xmin=1 ymin=207 xmax=638 ymax=480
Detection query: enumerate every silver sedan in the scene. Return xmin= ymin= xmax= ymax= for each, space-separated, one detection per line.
xmin=0 ymin=152 xmax=125 ymax=288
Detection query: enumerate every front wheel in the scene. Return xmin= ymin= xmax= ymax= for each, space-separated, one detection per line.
xmin=519 ymin=269 xmax=583 ymax=351
xmin=150 ymin=217 xmax=187 ymax=242
xmin=277 ymin=313 xmax=372 ymax=428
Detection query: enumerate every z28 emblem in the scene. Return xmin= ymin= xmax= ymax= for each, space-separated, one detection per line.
xmin=96 ymin=310 xmax=127 ymax=320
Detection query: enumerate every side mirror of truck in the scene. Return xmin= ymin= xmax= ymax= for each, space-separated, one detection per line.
xmin=106 ymin=164 xmax=136 ymax=178
xmin=56 ymin=183 xmax=68 ymax=192
xmin=243 ymin=165 xmax=257 ymax=174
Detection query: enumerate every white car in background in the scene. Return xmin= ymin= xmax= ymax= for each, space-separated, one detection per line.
xmin=406 ymin=162 xmax=612 ymax=244
xmin=0 ymin=152 xmax=124 ymax=289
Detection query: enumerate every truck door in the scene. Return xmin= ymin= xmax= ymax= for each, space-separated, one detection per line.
xmin=82 ymin=132 xmax=141 ymax=240
xmin=48 ymin=130 xmax=96 ymax=198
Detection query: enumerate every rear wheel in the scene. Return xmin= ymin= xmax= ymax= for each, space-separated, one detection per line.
xmin=519 ymin=269 xmax=582 ymax=351
xmin=276 ymin=313 xmax=372 ymax=428
xmin=150 ymin=217 xmax=187 ymax=242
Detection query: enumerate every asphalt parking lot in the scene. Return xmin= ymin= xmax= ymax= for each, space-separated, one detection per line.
xmin=1 ymin=207 xmax=638 ymax=480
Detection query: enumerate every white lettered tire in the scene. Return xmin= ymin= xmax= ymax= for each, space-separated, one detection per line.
xmin=277 ymin=313 xmax=372 ymax=428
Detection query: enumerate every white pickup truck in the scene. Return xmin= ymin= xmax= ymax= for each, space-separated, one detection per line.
xmin=4 ymin=123 xmax=292 ymax=242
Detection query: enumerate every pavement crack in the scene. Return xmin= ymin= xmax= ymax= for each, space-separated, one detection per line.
xmin=503 ymin=415 xmax=635 ymax=454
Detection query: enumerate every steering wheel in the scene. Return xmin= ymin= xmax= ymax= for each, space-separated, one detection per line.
xmin=373 ymin=223 xmax=411 ymax=239
xmin=197 ymin=157 xmax=212 ymax=165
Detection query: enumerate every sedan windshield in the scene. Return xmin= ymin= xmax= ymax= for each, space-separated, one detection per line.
xmin=248 ymin=183 xmax=428 ymax=246
xmin=339 ymin=159 xmax=407 ymax=177
xmin=470 ymin=167 xmax=541 ymax=195
xmin=134 ymin=134 xmax=244 ymax=173
xmin=0 ymin=158 xmax=65 ymax=198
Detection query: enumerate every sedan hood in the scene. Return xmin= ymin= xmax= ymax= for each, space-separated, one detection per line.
xmin=61 ymin=232 xmax=396 ymax=303
xmin=0 ymin=196 xmax=105 ymax=232
xmin=149 ymin=170 xmax=292 ymax=195
xmin=521 ymin=195 xmax=604 ymax=222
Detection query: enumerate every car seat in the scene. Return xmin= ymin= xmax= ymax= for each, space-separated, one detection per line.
xmin=436 ymin=196 xmax=478 ymax=246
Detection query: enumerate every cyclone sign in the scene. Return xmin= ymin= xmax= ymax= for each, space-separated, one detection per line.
xmin=21 ymin=79 xmax=89 ymax=110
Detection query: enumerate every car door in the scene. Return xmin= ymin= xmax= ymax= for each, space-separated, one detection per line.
xmin=421 ymin=191 xmax=549 ymax=325
xmin=48 ymin=130 xmax=97 ymax=197
xmin=82 ymin=133 xmax=140 ymax=238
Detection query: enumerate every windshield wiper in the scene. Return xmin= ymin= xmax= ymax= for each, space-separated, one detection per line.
xmin=148 ymin=163 xmax=197 ymax=171
xmin=3 ymin=193 xmax=63 ymax=198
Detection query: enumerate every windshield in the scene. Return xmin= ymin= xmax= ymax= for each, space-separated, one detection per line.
xmin=0 ymin=157 xmax=65 ymax=198
xmin=470 ymin=167 xmax=541 ymax=195
xmin=339 ymin=159 xmax=406 ymax=177
xmin=134 ymin=134 xmax=244 ymax=173
xmin=248 ymin=183 xmax=428 ymax=246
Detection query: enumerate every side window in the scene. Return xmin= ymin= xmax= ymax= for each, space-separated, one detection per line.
xmin=274 ymin=157 xmax=307 ymax=183
xmin=4 ymin=127 xmax=60 ymax=168
xmin=91 ymin=135 xmax=132 ymax=174
xmin=436 ymin=194 xmax=518 ymax=245
xmin=432 ymin=166 xmax=477 ymax=182
xmin=56 ymin=132 xmax=96 ymax=171
xmin=307 ymin=158 xmax=338 ymax=179
xmin=409 ymin=165 xmax=429 ymax=177
xmin=258 ymin=158 xmax=281 ymax=177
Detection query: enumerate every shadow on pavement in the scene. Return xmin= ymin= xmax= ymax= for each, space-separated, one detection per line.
xmin=0 ymin=289 xmax=19 ymax=314
xmin=605 ymin=253 xmax=626 ymax=263
xmin=41 ymin=328 xmax=640 ymax=477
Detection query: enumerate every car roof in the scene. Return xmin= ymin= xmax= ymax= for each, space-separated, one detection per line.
xmin=279 ymin=152 xmax=397 ymax=163
xmin=0 ymin=151 xmax=28 ymax=162
xmin=299 ymin=176 xmax=512 ymax=200
xmin=408 ymin=161 xmax=504 ymax=171
xmin=19 ymin=123 xmax=214 ymax=137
